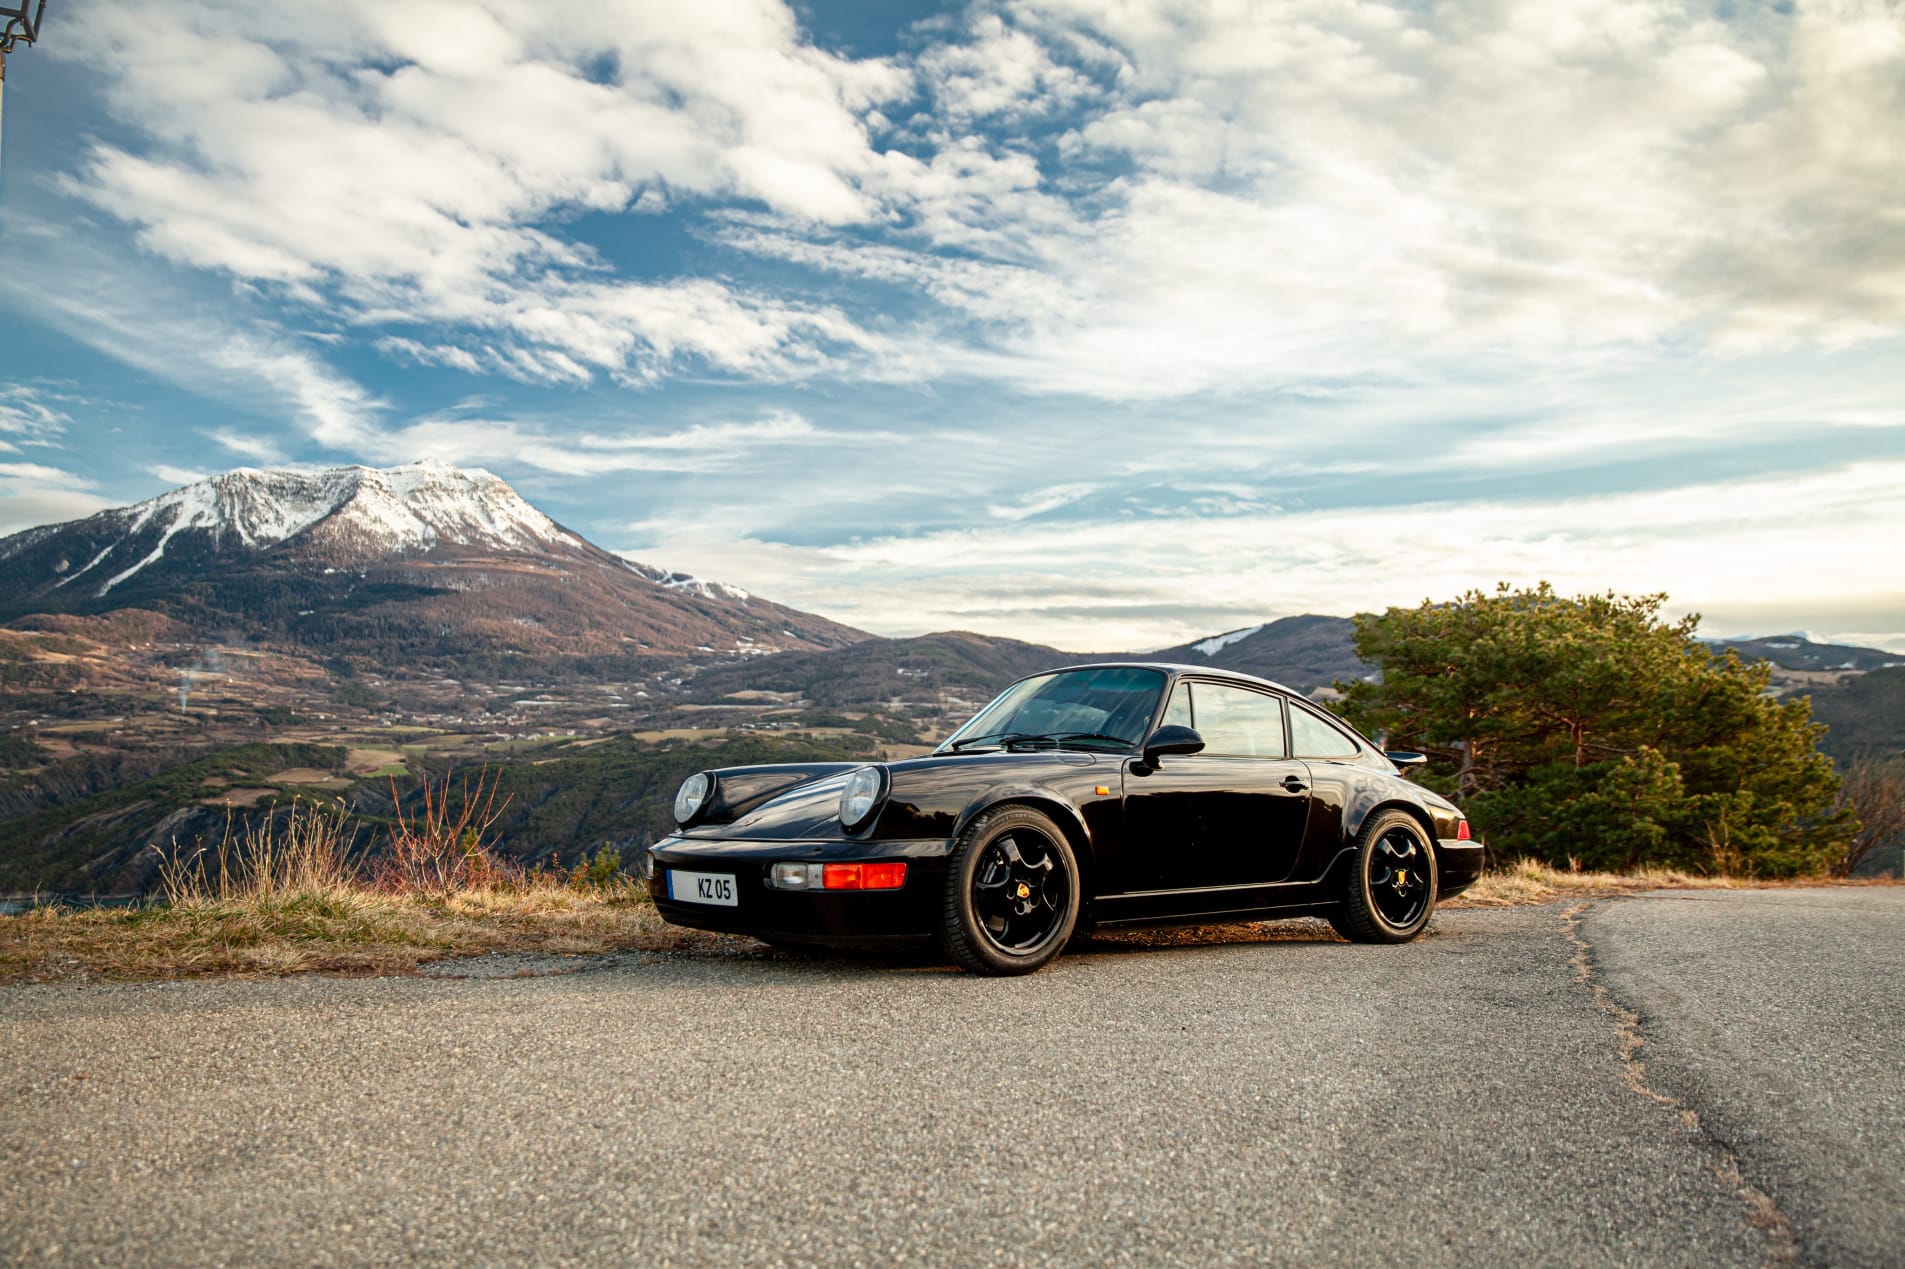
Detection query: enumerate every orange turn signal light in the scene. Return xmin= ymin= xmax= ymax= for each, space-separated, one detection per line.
xmin=1094 ymin=785 xmax=1111 ymax=797
xmin=821 ymin=862 xmax=908 ymax=890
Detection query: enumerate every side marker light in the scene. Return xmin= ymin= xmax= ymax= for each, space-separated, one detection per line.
xmin=1094 ymin=785 xmax=1111 ymax=797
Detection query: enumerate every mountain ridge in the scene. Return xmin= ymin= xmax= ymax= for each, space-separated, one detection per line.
xmin=0 ymin=461 xmax=866 ymax=662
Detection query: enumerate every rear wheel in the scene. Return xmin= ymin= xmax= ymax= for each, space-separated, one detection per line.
xmin=937 ymin=805 xmax=1079 ymax=976
xmin=1336 ymin=809 xmax=1438 ymax=944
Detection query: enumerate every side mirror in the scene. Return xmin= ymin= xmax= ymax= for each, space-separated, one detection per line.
xmin=1386 ymin=751 xmax=1427 ymax=770
xmin=1142 ymin=724 xmax=1205 ymax=768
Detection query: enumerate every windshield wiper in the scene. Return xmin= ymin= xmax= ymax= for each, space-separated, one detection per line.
xmin=949 ymin=731 xmax=1134 ymax=753
xmin=947 ymin=732 xmax=1038 ymax=751
xmin=1044 ymin=732 xmax=1135 ymax=749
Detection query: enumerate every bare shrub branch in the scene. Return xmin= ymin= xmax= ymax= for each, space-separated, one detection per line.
xmin=373 ymin=766 xmax=517 ymax=896
xmin=1832 ymin=756 xmax=1905 ymax=877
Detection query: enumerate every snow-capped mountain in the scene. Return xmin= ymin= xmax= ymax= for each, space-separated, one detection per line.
xmin=28 ymin=462 xmax=583 ymax=597
xmin=0 ymin=461 xmax=865 ymax=661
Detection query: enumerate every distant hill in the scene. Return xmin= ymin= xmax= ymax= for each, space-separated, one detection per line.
xmin=1131 ymin=615 xmax=1363 ymax=693
xmin=1706 ymin=635 xmax=1901 ymax=673
xmin=0 ymin=462 xmax=866 ymax=672
xmin=682 ymin=614 xmax=1368 ymax=717
xmin=688 ymin=631 xmax=1074 ymax=713
xmin=682 ymin=617 xmax=1905 ymax=716
xmin=1806 ymin=667 xmax=1905 ymax=760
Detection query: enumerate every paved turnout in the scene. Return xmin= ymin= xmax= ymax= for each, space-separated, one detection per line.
xmin=2 ymin=890 xmax=1899 ymax=1266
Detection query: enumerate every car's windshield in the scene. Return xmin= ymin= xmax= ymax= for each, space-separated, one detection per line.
xmin=938 ymin=667 xmax=1167 ymax=752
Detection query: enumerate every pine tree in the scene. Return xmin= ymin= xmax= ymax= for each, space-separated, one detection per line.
xmin=1341 ymin=582 xmax=1854 ymax=875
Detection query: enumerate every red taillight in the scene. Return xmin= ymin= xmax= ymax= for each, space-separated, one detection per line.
xmin=821 ymin=862 xmax=907 ymax=890
xmin=1456 ymin=820 xmax=1471 ymax=841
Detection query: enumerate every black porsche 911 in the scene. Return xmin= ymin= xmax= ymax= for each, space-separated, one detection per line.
xmin=645 ymin=662 xmax=1482 ymax=975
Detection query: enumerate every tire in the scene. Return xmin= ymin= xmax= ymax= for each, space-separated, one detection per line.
xmin=937 ymin=804 xmax=1080 ymax=976
xmin=1335 ymin=809 xmax=1438 ymax=944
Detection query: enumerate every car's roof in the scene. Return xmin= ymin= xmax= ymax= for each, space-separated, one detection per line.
xmin=1038 ymin=660 xmax=1305 ymax=700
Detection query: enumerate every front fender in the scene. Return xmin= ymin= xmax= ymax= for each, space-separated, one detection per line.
xmin=951 ymin=784 xmax=1096 ymax=874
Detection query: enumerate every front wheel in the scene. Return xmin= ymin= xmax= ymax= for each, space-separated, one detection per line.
xmin=1335 ymin=810 xmax=1438 ymax=944
xmin=937 ymin=805 xmax=1080 ymax=976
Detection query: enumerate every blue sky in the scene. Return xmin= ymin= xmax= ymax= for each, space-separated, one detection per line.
xmin=1 ymin=0 xmax=1901 ymax=651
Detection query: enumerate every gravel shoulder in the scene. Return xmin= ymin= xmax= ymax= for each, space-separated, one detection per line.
xmin=0 ymin=899 xmax=1885 ymax=1266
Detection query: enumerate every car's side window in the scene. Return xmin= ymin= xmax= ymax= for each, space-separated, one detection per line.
xmin=1290 ymin=704 xmax=1361 ymax=758
xmin=1162 ymin=681 xmax=1193 ymax=729
xmin=1189 ymin=683 xmax=1288 ymax=758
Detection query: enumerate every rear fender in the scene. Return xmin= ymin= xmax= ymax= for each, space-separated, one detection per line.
xmin=1343 ymin=795 xmax=1440 ymax=851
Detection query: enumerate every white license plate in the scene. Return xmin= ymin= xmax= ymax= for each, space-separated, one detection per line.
xmin=670 ymin=870 xmax=738 ymax=907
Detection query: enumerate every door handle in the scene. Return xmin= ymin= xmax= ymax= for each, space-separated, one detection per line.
xmin=1281 ymin=775 xmax=1308 ymax=793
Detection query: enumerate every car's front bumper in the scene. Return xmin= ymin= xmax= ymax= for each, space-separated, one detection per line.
xmin=646 ymin=835 xmax=955 ymax=946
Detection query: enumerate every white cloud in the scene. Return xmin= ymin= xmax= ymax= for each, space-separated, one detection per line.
xmin=1008 ymin=0 xmax=1905 ymax=374
xmin=987 ymin=483 xmax=1097 ymax=520
xmin=0 ymin=462 xmax=95 ymax=487
xmin=0 ymin=462 xmax=110 ymax=537
xmin=151 ymin=465 xmax=210 ymax=487
xmin=915 ymin=9 xmax=1096 ymax=121
xmin=56 ymin=0 xmax=912 ymax=386
xmin=206 ymin=430 xmax=287 ymax=463
xmin=0 ymin=386 xmax=74 ymax=446
xmin=623 ymin=455 xmax=1905 ymax=651
xmin=45 ymin=0 xmax=1905 ymax=402
xmin=718 ymin=0 xmax=1905 ymax=396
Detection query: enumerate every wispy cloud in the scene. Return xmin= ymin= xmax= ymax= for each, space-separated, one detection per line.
xmin=0 ymin=461 xmax=110 ymax=537
xmin=206 ymin=429 xmax=287 ymax=464
xmin=0 ymin=385 xmax=74 ymax=448
xmin=623 ymin=456 xmax=1905 ymax=650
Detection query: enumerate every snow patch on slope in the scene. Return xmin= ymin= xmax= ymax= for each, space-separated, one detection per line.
xmin=1193 ymin=625 xmax=1264 ymax=658
xmin=621 ymin=558 xmax=751 ymax=603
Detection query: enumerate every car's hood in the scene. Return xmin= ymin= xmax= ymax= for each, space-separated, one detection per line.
xmin=680 ymin=749 xmax=1108 ymax=843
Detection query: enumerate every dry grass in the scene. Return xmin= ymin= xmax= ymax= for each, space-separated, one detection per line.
xmin=0 ymin=777 xmax=729 ymax=985
xmin=0 ymin=886 xmax=716 ymax=984
xmin=1446 ymin=857 xmax=1900 ymax=908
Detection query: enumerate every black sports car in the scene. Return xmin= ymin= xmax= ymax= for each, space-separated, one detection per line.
xmin=646 ymin=662 xmax=1482 ymax=975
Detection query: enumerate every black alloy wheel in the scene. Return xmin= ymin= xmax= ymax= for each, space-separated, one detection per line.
xmin=938 ymin=804 xmax=1080 ymax=976
xmin=1334 ymin=809 xmax=1439 ymax=944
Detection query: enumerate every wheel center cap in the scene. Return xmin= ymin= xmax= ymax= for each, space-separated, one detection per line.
xmin=1015 ymin=881 xmax=1032 ymax=900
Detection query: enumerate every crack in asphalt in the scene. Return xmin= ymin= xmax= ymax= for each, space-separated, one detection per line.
xmin=1561 ymin=901 xmax=1801 ymax=1267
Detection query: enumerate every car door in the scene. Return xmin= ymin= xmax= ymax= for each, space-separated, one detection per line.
xmin=1117 ymin=679 xmax=1313 ymax=898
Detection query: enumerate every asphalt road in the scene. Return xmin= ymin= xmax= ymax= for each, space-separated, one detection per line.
xmin=2 ymin=890 xmax=1899 ymax=1267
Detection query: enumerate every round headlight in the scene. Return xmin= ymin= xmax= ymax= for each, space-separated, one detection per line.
xmin=840 ymin=766 xmax=886 ymax=832
xmin=673 ymin=772 xmax=713 ymax=826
